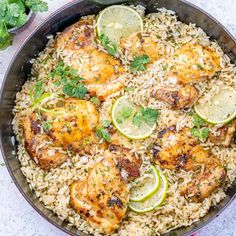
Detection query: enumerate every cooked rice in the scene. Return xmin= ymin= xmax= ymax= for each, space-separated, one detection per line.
xmin=12 ymin=6 xmax=236 ymax=236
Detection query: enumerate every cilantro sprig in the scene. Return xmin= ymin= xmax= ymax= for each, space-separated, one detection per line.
xmin=99 ymin=33 xmax=118 ymax=56
xmin=0 ymin=0 xmax=48 ymax=50
xmin=96 ymin=120 xmax=112 ymax=142
xmin=191 ymin=113 xmax=209 ymax=141
xmin=130 ymin=55 xmax=150 ymax=72
xmin=133 ymin=108 xmax=159 ymax=127
xmin=51 ymin=61 xmax=87 ymax=99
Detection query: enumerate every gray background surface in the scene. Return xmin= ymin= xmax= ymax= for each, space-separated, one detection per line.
xmin=0 ymin=0 xmax=236 ymax=235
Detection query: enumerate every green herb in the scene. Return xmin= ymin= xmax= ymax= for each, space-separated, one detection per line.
xmin=132 ymin=107 xmax=158 ymax=127
xmin=33 ymin=81 xmax=44 ymax=101
xmin=0 ymin=0 xmax=48 ymax=50
xmin=96 ymin=126 xmax=110 ymax=142
xmin=117 ymin=106 xmax=133 ymax=123
xmin=51 ymin=61 xmax=87 ymax=99
xmin=42 ymin=121 xmax=52 ymax=131
xmin=25 ymin=0 xmax=48 ymax=12
xmin=140 ymin=108 xmax=159 ymax=126
xmin=90 ymin=97 xmax=101 ymax=106
xmin=0 ymin=162 xmax=6 ymax=167
xmin=130 ymin=55 xmax=150 ymax=72
xmin=191 ymin=127 xmax=209 ymax=141
xmin=196 ymin=64 xmax=204 ymax=70
xmin=124 ymin=87 xmax=135 ymax=93
xmin=191 ymin=113 xmax=209 ymax=141
xmin=102 ymin=120 xmax=111 ymax=128
xmin=99 ymin=33 xmax=118 ymax=56
xmin=62 ymin=81 xmax=87 ymax=99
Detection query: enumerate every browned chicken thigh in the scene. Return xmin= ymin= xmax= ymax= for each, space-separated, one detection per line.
xmin=155 ymin=43 xmax=221 ymax=109
xmin=154 ymin=127 xmax=226 ymax=202
xmin=70 ymin=152 xmax=130 ymax=234
xmin=55 ymin=17 xmax=124 ymax=100
xmin=21 ymin=99 xmax=101 ymax=170
xmin=209 ymin=120 xmax=236 ymax=147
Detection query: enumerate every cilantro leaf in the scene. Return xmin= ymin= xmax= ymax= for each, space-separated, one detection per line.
xmin=191 ymin=113 xmax=209 ymax=141
xmin=132 ymin=112 xmax=142 ymax=127
xmin=51 ymin=61 xmax=87 ymax=99
xmin=90 ymin=97 xmax=101 ymax=106
xmin=130 ymin=55 xmax=150 ymax=72
xmin=42 ymin=121 xmax=52 ymax=131
xmin=96 ymin=126 xmax=110 ymax=142
xmin=191 ymin=127 xmax=209 ymax=141
xmin=99 ymin=34 xmax=118 ymax=56
xmin=33 ymin=81 xmax=44 ymax=100
xmin=141 ymin=108 xmax=159 ymax=126
xmin=102 ymin=120 xmax=111 ymax=128
xmin=117 ymin=106 xmax=133 ymax=123
xmin=0 ymin=22 xmax=12 ymax=50
xmin=62 ymin=81 xmax=87 ymax=99
xmin=132 ymin=107 xmax=158 ymax=127
xmin=192 ymin=113 xmax=205 ymax=128
xmin=25 ymin=0 xmax=48 ymax=13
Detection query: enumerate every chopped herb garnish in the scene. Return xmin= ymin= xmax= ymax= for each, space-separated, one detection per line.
xmin=124 ymin=87 xmax=135 ymax=93
xmin=191 ymin=113 xmax=209 ymax=141
xmin=96 ymin=126 xmax=110 ymax=142
xmin=102 ymin=120 xmax=111 ymax=128
xmin=62 ymin=80 xmax=87 ymax=99
xmin=132 ymin=107 xmax=158 ymax=127
xmin=117 ymin=106 xmax=133 ymax=123
xmin=51 ymin=61 xmax=87 ymax=99
xmin=42 ymin=121 xmax=52 ymax=131
xmin=99 ymin=34 xmax=118 ymax=56
xmin=191 ymin=127 xmax=209 ymax=141
xmin=130 ymin=55 xmax=150 ymax=72
xmin=90 ymin=97 xmax=101 ymax=106
xmin=33 ymin=81 xmax=44 ymax=101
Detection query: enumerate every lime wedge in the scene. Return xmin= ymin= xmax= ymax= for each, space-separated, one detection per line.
xmin=96 ymin=5 xmax=143 ymax=44
xmin=111 ymin=96 xmax=158 ymax=139
xmin=129 ymin=170 xmax=168 ymax=213
xmin=130 ymin=165 xmax=160 ymax=202
xmin=194 ymin=86 xmax=236 ymax=124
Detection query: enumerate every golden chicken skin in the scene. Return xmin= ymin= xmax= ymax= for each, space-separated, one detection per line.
xmin=166 ymin=42 xmax=221 ymax=85
xmin=154 ymin=43 xmax=221 ymax=109
xmin=154 ymin=127 xmax=226 ymax=202
xmin=21 ymin=99 xmax=101 ymax=170
xmin=120 ymin=32 xmax=165 ymax=62
xmin=154 ymin=85 xmax=199 ymax=109
xmin=209 ymin=119 xmax=236 ymax=147
xmin=70 ymin=152 xmax=130 ymax=234
xmin=22 ymin=113 xmax=68 ymax=170
xmin=55 ymin=17 xmax=124 ymax=100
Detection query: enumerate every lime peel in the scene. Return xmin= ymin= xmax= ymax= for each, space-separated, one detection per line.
xmin=130 ymin=165 xmax=161 ymax=202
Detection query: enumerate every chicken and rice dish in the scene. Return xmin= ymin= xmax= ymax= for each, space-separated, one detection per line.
xmin=12 ymin=5 xmax=236 ymax=236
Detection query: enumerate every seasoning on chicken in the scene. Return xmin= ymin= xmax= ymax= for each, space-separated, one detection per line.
xmin=209 ymin=120 xmax=236 ymax=147
xmin=120 ymin=32 xmax=165 ymax=62
xmin=109 ymin=132 xmax=142 ymax=182
xmin=70 ymin=152 xmax=130 ymax=234
xmin=55 ymin=17 xmax=124 ymax=100
xmin=154 ymin=85 xmax=199 ymax=109
xmin=21 ymin=99 xmax=101 ymax=170
xmin=166 ymin=43 xmax=221 ymax=85
xmin=154 ymin=127 xmax=226 ymax=202
xmin=153 ymin=42 xmax=221 ymax=109
xmin=22 ymin=113 xmax=68 ymax=170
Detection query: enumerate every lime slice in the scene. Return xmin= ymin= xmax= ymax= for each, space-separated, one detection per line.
xmin=129 ymin=170 xmax=168 ymax=213
xmin=111 ymin=96 xmax=158 ymax=139
xmin=130 ymin=165 xmax=160 ymax=202
xmin=96 ymin=5 xmax=143 ymax=44
xmin=194 ymin=86 xmax=236 ymax=124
